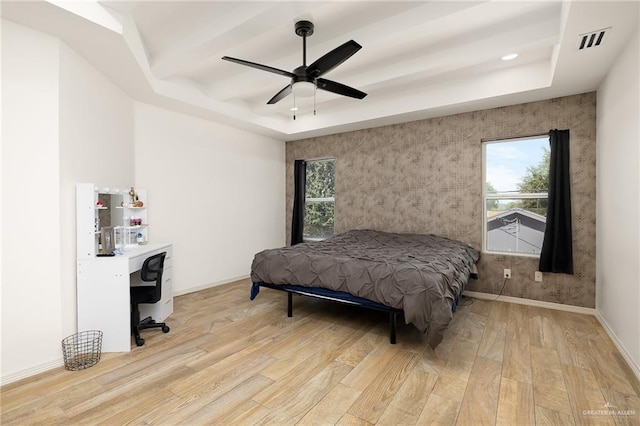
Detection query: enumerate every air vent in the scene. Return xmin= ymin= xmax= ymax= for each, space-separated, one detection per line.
xmin=577 ymin=27 xmax=611 ymax=50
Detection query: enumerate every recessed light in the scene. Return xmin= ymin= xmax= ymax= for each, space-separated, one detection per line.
xmin=501 ymin=53 xmax=518 ymax=61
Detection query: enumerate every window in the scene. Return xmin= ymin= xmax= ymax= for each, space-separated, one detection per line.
xmin=303 ymin=158 xmax=335 ymax=241
xmin=483 ymin=136 xmax=549 ymax=256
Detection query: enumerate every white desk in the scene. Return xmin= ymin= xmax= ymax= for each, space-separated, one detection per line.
xmin=77 ymin=243 xmax=173 ymax=352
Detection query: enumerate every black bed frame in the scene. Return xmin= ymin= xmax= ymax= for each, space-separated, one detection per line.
xmin=253 ymin=270 xmax=477 ymax=345
xmin=255 ymin=282 xmax=404 ymax=344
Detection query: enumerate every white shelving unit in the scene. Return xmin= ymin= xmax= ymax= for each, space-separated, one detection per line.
xmin=76 ymin=183 xmax=149 ymax=259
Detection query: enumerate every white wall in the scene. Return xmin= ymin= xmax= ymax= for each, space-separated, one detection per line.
xmin=1 ymin=19 xmax=285 ymax=385
xmin=58 ymin=42 xmax=135 ymax=336
xmin=596 ymin=28 xmax=640 ymax=377
xmin=1 ymin=20 xmax=64 ymax=382
xmin=134 ymin=103 xmax=285 ymax=294
xmin=0 ymin=20 xmax=136 ymax=384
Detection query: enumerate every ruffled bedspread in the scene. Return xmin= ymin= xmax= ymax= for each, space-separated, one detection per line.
xmin=250 ymin=229 xmax=480 ymax=347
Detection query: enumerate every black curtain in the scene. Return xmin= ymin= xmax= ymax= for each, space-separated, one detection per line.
xmin=539 ymin=129 xmax=573 ymax=274
xmin=291 ymin=160 xmax=307 ymax=245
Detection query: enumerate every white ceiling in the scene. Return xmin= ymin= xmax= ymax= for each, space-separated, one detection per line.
xmin=2 ymin=1 xmax=638 ymax=141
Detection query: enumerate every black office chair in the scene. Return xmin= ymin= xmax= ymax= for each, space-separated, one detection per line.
xmin=130 ymin=252 xmax=170 ymax=346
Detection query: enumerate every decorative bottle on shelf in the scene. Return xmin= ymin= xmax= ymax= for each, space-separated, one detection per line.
xmin=129 ymin=187 xmax=136 ymax=206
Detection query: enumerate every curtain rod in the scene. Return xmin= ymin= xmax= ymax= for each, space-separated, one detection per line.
xmin=481 ymin=132 xmax=549 ymax=143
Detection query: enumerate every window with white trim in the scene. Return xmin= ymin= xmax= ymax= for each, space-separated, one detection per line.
xmin=483 ymin=136 xmax=549 ymax=256
xmin=304 ymin=158 xmax=335 ymax=241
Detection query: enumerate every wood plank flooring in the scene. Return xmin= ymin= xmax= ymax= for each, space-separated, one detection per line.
xmin=2 ymin=279 xmax=639 ymax=425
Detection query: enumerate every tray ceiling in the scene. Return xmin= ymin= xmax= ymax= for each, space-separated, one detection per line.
xmin=2 ymin=1 xmax=638 ymax=140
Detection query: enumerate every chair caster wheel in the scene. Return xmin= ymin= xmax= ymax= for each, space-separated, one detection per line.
xmin=135 ymin=337 xmax=145 ymax=346
xmin=162 ymin=325 xmax=170 ymax=333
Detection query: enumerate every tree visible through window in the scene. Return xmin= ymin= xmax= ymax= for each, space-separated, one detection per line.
xmin=484 ymin=136 xmax=549 ymax=256
xmin=304 ymin=159 xmax=335 ymax=240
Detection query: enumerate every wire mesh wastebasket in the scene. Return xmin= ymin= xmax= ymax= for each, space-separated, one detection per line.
xmin=61 ymin=330 xmax=103 ymax=371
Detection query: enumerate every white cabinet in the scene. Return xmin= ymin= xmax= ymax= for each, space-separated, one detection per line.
xmin=77 ymin=244 xmax=173 ymax=352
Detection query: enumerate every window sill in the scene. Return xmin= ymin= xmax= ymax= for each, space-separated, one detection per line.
xmin=303 ymin=237 xmax=328 ymax=242
xmin=482 ymin=250 xmax=540 ymax=259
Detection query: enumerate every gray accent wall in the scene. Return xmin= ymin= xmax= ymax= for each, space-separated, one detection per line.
xmin=286 ymin=92 xmax=596 ymax=308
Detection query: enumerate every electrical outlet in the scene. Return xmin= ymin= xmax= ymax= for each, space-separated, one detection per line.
xmin=535 ymin=271 xmax=543 ymax=282
xmin=504 ymin=269 xmax=511 ymax=279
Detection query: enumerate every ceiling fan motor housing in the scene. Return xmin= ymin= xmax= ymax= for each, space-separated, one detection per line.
xmin=295 ymin=20 xmax=314 ymax=37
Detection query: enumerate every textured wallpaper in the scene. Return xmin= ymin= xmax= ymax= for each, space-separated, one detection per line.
xmin=286 ymin=93 xmax=597 ymax=308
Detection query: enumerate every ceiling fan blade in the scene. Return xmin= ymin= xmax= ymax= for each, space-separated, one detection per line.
xmin=317 ymin=78 xmax=367 ymax=99
xmin=222 ymin=56 xmax=295 ymax=78
xmin=267 ymin=85 xmax=292 ymax=104
xmin=306 ymin=40 xmax=362 ymax=78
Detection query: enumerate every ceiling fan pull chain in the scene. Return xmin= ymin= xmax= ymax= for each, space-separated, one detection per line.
xmin=314 ymin=84 xmax=317 ymax=116
xmin=293 ymin=95 xmax=296 ymax=120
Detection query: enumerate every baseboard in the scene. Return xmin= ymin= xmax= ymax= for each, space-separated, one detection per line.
xmin=173 ymin=274 xmax=250 ymax=297
xmin=595 ymin=312 xmax=640 ymax=382
xmin=0 ymin=358 xmax=64 ymax=388
xmin=463 ymin=290 xmax=596 ymax=315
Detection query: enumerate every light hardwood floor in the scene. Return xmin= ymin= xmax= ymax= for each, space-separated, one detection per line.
xmin=2 ymin=279 xmax=639 ymax=425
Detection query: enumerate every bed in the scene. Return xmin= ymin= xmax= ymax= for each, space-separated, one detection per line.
xmin=250 ymin=229 xmax=480 ymax=347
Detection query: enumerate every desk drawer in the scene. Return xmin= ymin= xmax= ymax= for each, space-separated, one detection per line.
xmin=162 ymin=275 xmax=172 ymax=298
xmin=164 ymin=250 xmax=173 ymax=269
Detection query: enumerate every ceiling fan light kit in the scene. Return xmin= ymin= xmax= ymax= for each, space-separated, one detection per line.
xmin=222 ymin=20 xmax=367 ymax=119
xmin=291 ymin=81 xmax=315 ymax=97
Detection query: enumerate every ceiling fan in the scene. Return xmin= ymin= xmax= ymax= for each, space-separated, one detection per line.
xmin=222 ymin=20 xmax=367 ymax=106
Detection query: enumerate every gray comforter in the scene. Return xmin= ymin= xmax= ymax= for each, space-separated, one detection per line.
xmin=250 ymin=229 xmax=480 ymax=347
